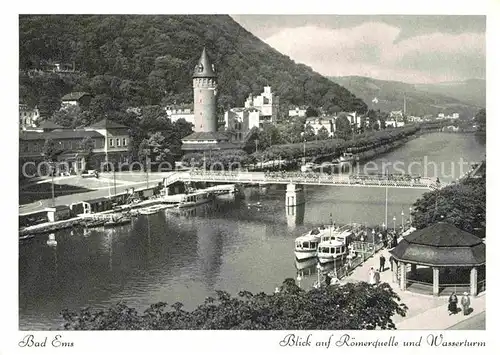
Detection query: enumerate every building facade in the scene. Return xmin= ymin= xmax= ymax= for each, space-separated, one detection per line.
xmin=165 ymin=105 xmax=195 ymax=126
xmin=244 ymin=86 xmax=279 ymax=123
xmin=288 ymin=106 xmax=307 ymax=118
xmin=305 ymin=117 xmax=335 ymax=137
xmin=19 ymin=104 xmax=40 ymax=130
xmin=60 ymin=92 xmax=92 ymax=109
xmin=19 ymin=118 xmax=130 ymax=177
xmin=223 ymin=107 xmax=260 ymax=141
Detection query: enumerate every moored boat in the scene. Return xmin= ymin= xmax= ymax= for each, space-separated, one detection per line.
xmin=104 ymin=217 xmax=132 ymax=227
xmin=178 ymin=191 xmax=213 ymax=208
xmin=317 ymin=239 xmax=347 ymax=264
xmin=19 ymin=234 xmax=35 ymax=241
xmin=294 ymin=225 xmax=337 ymax=260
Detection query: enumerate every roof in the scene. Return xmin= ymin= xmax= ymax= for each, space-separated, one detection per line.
xmin=36 ymin=121 xmax=64 ymax=130
xmin=61 ymin=92 xmax=91 ymax=101
xmin=20 ymin=130 xmax=104 ymax=141
xmin=192 ymin=47 xmax=217 ymax=78
xmin=390 ymin=222 xmax=485 ymax=266
xmin=181 ymin=141 xmax=241 ymax=151
xmin=181 ymin=131 xmax=229 ymax=141
xmin=404 ymin=222 xmax=482 ymax=247
xmin=87 ymin=118 xmax=129 ymax=129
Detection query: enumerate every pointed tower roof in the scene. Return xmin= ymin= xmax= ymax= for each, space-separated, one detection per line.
xmin=193 ymin=47 xmax=217 ymax=78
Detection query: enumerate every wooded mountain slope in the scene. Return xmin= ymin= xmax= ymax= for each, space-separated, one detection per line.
xmin=19 ymin=15 xmax=367 ymax=117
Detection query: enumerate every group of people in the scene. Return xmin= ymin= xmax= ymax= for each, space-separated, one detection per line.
xmin=448 ymin=291 xmax=471 ymax=316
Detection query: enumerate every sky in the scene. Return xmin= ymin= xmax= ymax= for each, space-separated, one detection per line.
xmin=231 ymin=15 xmax=486 ymax=84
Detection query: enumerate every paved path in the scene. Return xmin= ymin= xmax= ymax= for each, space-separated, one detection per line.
xmin=447 ymin=311 xmax=485 ymax=330
xmin=343 ymin=247 xmax=486 ymax=330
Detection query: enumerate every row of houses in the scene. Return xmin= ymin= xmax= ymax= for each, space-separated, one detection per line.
xmin=19 ymin=118 xmax=130 ymax=177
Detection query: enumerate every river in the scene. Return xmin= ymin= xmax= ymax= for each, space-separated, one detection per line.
xmin=18 ymin=133 xmax=485 ymax=330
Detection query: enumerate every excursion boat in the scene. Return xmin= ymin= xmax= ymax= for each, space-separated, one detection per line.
xmin=317 ymin=239 xmax=347 ymax=264
xmin=295 ymin=257 xmax=318 ymax=271
xmin=139 ymin=206 xmax=164 ymax=215
xmin=104 ymin=217 xmax=132 ymax=227
xmin=294 ymin=232 xmax=321 ymax=260
xmin=178 ymin=191 xmax=213 ymax=208
xmin=294 ymin=225 xmax=337 ymax=260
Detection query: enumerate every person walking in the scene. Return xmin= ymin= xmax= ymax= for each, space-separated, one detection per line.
xmin=461 ymin=292 xmax=471 ymax=316
xmin=325 ymin=273 xmax=332 ymax=286
xmin=379 ymin=255 xmax=386 ymax=272
xmin=448 ymin=292 xmax=458 ymax=315
xmin=368 ymin=267 xmax=376 ymax=285
xmin=389 ymin=255 xmax=395 ymax=271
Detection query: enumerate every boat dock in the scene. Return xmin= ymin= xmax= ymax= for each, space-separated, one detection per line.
xmin=18 ymin=184 xmax=236 ymax=237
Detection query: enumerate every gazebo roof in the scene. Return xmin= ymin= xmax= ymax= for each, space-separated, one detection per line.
xmin=390 ymin=222 xmax=485 ymax=267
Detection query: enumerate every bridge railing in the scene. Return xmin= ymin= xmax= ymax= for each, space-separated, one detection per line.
xmin=186 ymin=171 xmax=438 ymax=189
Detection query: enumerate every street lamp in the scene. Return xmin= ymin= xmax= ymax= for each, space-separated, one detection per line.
xmin=401 ymin=210 xmax=405 ymax=231
xmin=316 ymin=262 xmax=321 ymax=287
xmin=360 ymin=234 xmax=365 ymax=260
xmin=393 ymin=216 xmax=396 ymax=233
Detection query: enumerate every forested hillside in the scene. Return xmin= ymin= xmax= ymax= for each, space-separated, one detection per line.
xmin=19 ymin=15 xmax=367 ymax=119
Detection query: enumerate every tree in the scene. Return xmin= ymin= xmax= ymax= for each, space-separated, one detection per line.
xmin=52 ymin=105 xmax=85 ymax=128
xmin=316 ymin=126 xmax=330 ymax=140
xmin=474 ymin=108 xmax=486 ymax=132
xmin=411 ymin=176 xmax=485 ymax=237
xmin=305 ymin=107 xmax=319 ymax=118
xmin=61 ymin=279 xmax=407 ymax=330
xmin=335 ymin=114 xmax=352 ymax=137
xmin=42 ymin=138 xmax=64 ymax=175
xmin=139 ymin=132 xmax=174 ymax=169
xmin=303 ymin=124 xmax=316 ymax=141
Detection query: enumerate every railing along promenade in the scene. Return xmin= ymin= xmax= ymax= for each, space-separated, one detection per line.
xmin=165 ymin=170 xmax=440 ymax=190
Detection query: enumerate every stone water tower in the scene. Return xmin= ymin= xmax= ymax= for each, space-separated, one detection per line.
xmin=192 ymin=47 xmax=218 ymax=133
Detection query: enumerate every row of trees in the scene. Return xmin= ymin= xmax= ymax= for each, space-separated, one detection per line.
xmin=411 ymin=174 xmax=486 ymax=237
xmin=61 ymin=279 xmax=407 ymax=330
xmin=253 ymin=125 xmax=420 ymax=163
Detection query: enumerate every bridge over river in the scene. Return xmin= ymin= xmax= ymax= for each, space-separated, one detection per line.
xmin=164 ymin=171 xmax=441 ymax=207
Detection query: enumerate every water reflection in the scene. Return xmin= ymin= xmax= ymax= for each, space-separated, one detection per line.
xmin=196 ymin=222 xmax=224 ymax=289
xmin=18 ymin=133 xmax=486 ymax=329
xmin=286 ymin=204 xmax=305 ymax=230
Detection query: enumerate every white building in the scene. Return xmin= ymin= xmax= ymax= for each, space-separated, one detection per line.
xmin=305 ymin=117 xmax=335 ymax=136
xmin=244 ymin=86 xmax=279 ymax=123
xmin=19 ymin=104 xmax=40 ymax=130
xmin=385 ymin=119 xmax=405 ymax=128
xmin=165 ymin=105 xmax=195 ymax=126
xmin=224 ymin=107 xmax=260 ymax=141
xmin=288 ymin=106 xmax=307 ymax=118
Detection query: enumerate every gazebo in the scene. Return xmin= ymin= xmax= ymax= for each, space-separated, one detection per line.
xmin=390 ymin=222 xmax=485 ymax=296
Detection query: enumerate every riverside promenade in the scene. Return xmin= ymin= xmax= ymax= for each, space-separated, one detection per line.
xmin=343 ymin=247 xmax=486 ymax=330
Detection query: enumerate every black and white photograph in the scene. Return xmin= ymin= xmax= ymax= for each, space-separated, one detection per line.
xmin=3 ymin=1 xmax=496 ymax=353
